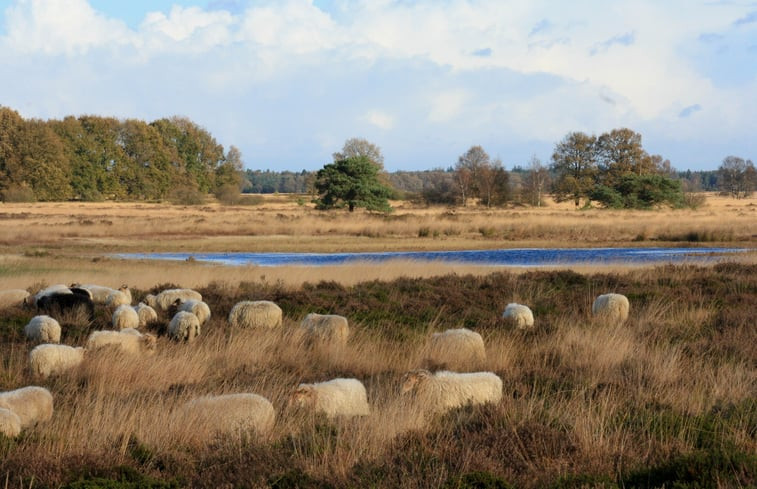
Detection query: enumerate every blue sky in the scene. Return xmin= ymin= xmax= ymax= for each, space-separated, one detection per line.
xmin=1 ymin=0 xmax=755 ymax=172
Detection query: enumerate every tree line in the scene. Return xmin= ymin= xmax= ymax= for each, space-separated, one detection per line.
xmin=0 ymin=106 xmax=242 ymax=202
xmin=2 ymin=105 xmax=753 ymax=208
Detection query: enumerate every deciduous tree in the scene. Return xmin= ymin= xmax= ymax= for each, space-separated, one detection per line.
xmin=550 ymin=132 xmax=598 ymax=207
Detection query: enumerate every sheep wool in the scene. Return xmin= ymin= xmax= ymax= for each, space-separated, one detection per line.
xmin=300 ymin=313 xmax=349 ymax=347
xmin=228 ymin=301 xmax=282 ymax=329
xmin=29 ymin=344 xmax=85 ymax=378
xmin=427 ymin=328 xmax=486 ymax=371
xmin=112 ymin=304 xmax=140 ymax=330
xmin=401 ymin=369 xmax=503 ymax=414
xmin=502 ymin=303 xmax=535 ymax=329
xmin=87 ymin=329 xmax=157 ymax=354
xmin=180 ymin=393 xmax=275 ymax=436
xmin=0 ymin=289 xmax=30 ymax=310
xmin=178 ymin=299 xmax=211 ymax=326
xmin=0 ymin=407 xmax=22 ymax=438
xmin=592 ymin=293 xmax=630 ymax=325
xmin=24 ymin=315 xmax=62 ymax=344
xmin=0 ymin=386 xmax=54 ymax=428
xmin=146 ymin=289 xmax=202 ymax=311
xmin=106 ymin=290 xmax=131 ymax=307
xmin=30 ymin=284 xmax=72 ymax=306
xmin=168 ymin=311 xmax=201 ymax=342
xmin=74 ymin=284 xmax=117 ymax=304
xmin=133 ymin=303 xmax=158 ymax=328
xmin=290 ymin=378 xmax=370 ymax=418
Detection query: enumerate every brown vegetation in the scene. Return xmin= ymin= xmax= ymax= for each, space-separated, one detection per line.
xmin=0 ymin=263 xmax=755 ymax=488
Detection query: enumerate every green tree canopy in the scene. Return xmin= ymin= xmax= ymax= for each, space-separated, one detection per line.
xmin=314 ymin=155 xmax=392 ymax=212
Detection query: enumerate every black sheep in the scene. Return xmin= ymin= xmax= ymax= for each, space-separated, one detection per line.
xmin=37 ymin=293 xmax=95 ymax=322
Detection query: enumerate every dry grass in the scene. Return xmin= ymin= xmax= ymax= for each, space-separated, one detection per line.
xmin=0 ymin=196 xmax=754 ymax=487
xmin=0 ymin=263 xmax=754 ymax=488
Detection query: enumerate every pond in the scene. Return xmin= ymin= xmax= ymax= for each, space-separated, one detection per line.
xmin=115 ymin=247 xmax=749 ymax=268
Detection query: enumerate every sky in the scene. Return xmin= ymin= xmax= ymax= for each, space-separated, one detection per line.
xmin=0 ymin=0 xmax=755 ymax=172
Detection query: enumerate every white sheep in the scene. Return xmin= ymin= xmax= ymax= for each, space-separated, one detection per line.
xmin=24 ymin=315 xmax=61 ymax=344
xmin=87 ymin=329 xmax=157 ymax=354
xmin=29 ymin=344 xmax=85 ymax=378
xmin=502 ymin=303 xmax=535 ymax=329
xmin=112 ymin=304 xmax=140 ymax=330
xmin=133 ymin=303 xmax=158 ymax=328
xmin=179 ymin=393 xmax=275 ymax=436
xmin=427 ymin=328 xmax=486 ymax=370
xmin=228 ymin=301 xmax=282 ymax=329
xmin=145 ymin=288 xmax=202 ymax=311
xmin=299 ymin=313 xmax=349 ymax=347
xmin=178 ymin=299 xmax=211 ymax=326
xmin=0 ymin=386 xmax=54 ymax=428
xmin=0 ymin=407 xmax=22 ymax=438
xmin=106 ymin=289 xmax=131 ymax=307
xmin=0 ymin=289 xmax=30 ymax=310
xmin=29 ymin=284 xmax=71 ymax=306
xmin=289 ymin=378 xmax=370 ymax=418
xmin=168 ymin=311 xmax=201 ymax=342
xmin=592 ymin=293 xmax=630 ymax=325
xmin=401 ymin=369 xmax=503 ymax=414
xmin=74 ymin=284 xmax=128 ymax=304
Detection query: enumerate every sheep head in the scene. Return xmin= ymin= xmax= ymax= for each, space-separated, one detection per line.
xmin=288 ymin=385 xmax=315 ymax=408
xmin=141 ymin=334 xmax=157 ymax=352
xmin=400 ymin=369 xmax=432 ymax=394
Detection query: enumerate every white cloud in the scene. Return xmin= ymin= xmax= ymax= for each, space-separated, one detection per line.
xmin=3 ymin=0 xmax=132 ymax=54
xmin=363 ymin=110 xmax=394 ymax=130
xmin=0 ymin=0 xmax=755 ymax=170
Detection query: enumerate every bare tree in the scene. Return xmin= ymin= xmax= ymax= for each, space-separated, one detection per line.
xmin=719 ymin=156 xmax=756 ymax=199
xmin=332 ymin=138 xmax=384 ymax=169
xmin=476 ymin=157 xmax=509 ymax=207
xmin=523 ymin=155 xmax=550 ymax=207
xmin=455 ymin=145 xmax=489 ymax=206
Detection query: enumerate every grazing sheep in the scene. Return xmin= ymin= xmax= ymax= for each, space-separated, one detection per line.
xmin=592 ymin=293 xmax=630 ymax=325
xmin=0 ymin=386 xmax=54 ymax=428
xmin=112 ymin=304 xmax=140 ymax=330
xmin=145 ymin=288 xmax=202 ymax=311
xmin=179 ymin=393 xmax=275 ymax=437
xmin=133 ymin=303 xmax=158 ymax=328
xmin=427 ymin=328 xmax=486 ymax=370
xmin=178 ymin=299 xmax=211 ymax=326
xmin=502 ymin=303 xmax=535 ymax=329
xmin=37 ymin=293 xmax=95 ymax=322
xmin=0 ymin=289 xmax=30 ymax=310
xmin=289 ymin=378 xmax=370 ymax=418
xmin=29 ymin=344 xmax=85 ymax=378
xmin=106 ymin=290 xmax=131 ymax=308
xmin=74 ymin=284 xmax=130 ymax=305
xmin=87 ymin=329 xmax=157 ymax=354
xmin=401 ymin=369 xmax=503 ymax=414
xmin=0 ymin=408 xmax=22 ymax=438
xmin=24 ymin=315 xmax=61 ymax=344
xmin=168 ymin=311 xmax=201 ymax=342
xmin=29 ymin=284 xmax=71 ymax=306
xmin=299 ymin=313 xmax=349 ymax=347
xmin=68 ymin=287 xmax=93 ymax=299
xmin=228 ymin=301 xmax=282 ymax=329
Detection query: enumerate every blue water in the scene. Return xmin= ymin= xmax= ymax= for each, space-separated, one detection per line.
xmin=115 ymin=247 xmax=749 ymax=267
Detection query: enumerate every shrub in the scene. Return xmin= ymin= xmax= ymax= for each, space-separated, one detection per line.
xmin=213 ymin=183 xmax=241 ymax=205
xmin=1 ymin=185 xmax=36 ymax=203
xmin=169 ymin=185 xmax=205 ymax=205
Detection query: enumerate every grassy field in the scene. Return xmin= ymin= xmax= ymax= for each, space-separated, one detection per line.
xmin=0 ymin=195 xmax=755 ymax=488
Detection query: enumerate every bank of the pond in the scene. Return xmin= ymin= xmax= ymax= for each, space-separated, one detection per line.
xmin=115 ymin=247 xmax=750 ymax=267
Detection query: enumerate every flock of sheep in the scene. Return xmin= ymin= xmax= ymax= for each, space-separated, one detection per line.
xmin=0 ymin=283 xmax=630 ymax=440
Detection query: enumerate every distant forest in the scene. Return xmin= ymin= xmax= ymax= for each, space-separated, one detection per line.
xmin=244 ymin=168 xmax=722 ymax=196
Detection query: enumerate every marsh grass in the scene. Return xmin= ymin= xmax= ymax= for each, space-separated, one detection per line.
xmin=0 ymin=264 xmax=754 ymax=487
